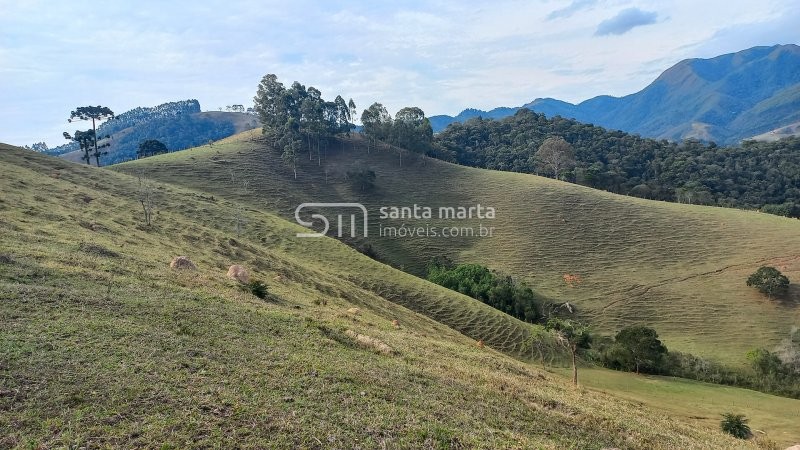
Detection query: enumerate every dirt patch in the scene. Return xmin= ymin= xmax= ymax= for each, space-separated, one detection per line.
xmin=345 ymin=330 xmax=395 ymax=355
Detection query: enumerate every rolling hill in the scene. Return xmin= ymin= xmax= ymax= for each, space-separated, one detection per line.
xmin=3 ymin=142 xmax=791 ymax=447
xmin=120 ymin=131 xmax=800 ymax=369
xmin=431 ymin=44 xmax=800 ymax=144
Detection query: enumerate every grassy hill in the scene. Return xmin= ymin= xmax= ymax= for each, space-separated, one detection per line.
xmin=60 ymin=111 xmax=258 ymax=166
xmin=3 ymin=142 xmax=800 ymax=447
xmin=120 ymin=131 xmax=800 ymax=368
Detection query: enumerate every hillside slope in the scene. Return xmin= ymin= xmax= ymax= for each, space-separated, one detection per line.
xmin=121 ymin=131 xmax=800 ymax=367
xmin=432 ymin=45 xmax=800 ymax=144
xmin=0 ymin=143 xmax=776 ymax=448
xmin=749 ymin=120 xmax=800 ymax=142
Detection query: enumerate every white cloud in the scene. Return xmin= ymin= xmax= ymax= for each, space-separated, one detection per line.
xmin=595 ymin=7 xmax=659 ymax=36
xmin=547 ymin=0 xmax=598 ymax=20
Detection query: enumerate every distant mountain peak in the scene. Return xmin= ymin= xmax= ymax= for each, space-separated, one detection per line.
xmin=431 ymin=44 xmax=800 ymax=144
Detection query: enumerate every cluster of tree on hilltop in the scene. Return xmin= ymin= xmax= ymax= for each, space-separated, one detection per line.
xmin=432 ymin=109 xmax=800 ymax=217
xmin=253 ymin=74 xmax=357 ymax=177
xmin=360 ymin=103 xmax=433 ymax=156
xmin=253 ymin=74 xmax=435 ymax=174
xmin=96 ymin=99 xmax=202 ymax=137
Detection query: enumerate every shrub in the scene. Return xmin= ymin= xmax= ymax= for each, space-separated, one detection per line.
xmin=247 ymin=280 xmax=268 ymax=299
xmin=746 ymin=266 xmax=790 ymax=298
xmin=359 ymin=244 xmax=379 ymax=260
xmin=720 ymin=413 xmax=751 ymax=439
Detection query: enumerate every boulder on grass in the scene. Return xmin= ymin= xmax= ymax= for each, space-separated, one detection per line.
xmin=227 ymin=265 xmax=249 ymax=283
xmin=170 ymin=256 xmax=196 ymax=270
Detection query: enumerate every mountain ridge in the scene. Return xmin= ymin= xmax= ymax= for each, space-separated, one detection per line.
xmin=430 ymin=44 xmax=800 ymax=144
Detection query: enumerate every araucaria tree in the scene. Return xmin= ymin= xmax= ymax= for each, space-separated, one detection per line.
xmin=65 ymin=106 xmax=115 ymax=166
xmin=545 ymin=318 xmax=591 ymax=385
xmin=63 ymin=130 xmax=98 ymax=165
xmin=532 ymin=136 xmax=575 ymax=180
xmin=253 ymin=74 xmax=354 ymax=178
xmin=747 ymin=266 xmax=790 ymax=299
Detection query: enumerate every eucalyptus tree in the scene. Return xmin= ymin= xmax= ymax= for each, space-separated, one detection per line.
xmin=393 ymin=106 xmax=433 ymax=154
xmin=360 ymin=102 xmax=392 ymax=153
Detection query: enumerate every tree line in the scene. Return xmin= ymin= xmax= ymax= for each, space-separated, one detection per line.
xmin=432 ymin=109 xmax=800 ymax=217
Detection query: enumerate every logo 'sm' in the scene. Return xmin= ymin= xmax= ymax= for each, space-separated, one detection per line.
xmin=294 ymin=203 xmax=368 ymax=238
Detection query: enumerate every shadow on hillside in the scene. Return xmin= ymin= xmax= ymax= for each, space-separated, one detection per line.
xmin=775 ymin=284 xmax=800 ymax=306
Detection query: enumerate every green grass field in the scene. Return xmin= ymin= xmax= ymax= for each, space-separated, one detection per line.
xmin=559 ymin=367 xmax=800 ymax=446
xmin=120 ymin=131 xmax=800 ymax=368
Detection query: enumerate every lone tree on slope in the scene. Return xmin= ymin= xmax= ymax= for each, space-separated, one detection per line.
xmin=545 ymin=318 xmax=591 ymax=385
xmin=747 ymin=266 xmax=790 ymax=299
xmin=610 ymin=325 xmax=668 ymax=374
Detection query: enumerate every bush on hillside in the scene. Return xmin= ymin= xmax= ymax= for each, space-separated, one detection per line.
xmin=720 ymin=413 xmax=751 ymax=439
xmin=246 ymin=280 xmax=268 ymax=299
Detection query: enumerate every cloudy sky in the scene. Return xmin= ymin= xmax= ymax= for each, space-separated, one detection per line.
xmin=1 ymin=0 xmax=798 ymax=147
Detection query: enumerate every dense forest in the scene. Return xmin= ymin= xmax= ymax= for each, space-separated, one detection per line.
xmin=432 ymin=109 xmax=800 ymax=217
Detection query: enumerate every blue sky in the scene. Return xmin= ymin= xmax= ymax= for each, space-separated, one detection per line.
xmin=1 ymin=0 xmax=799 ymax=147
